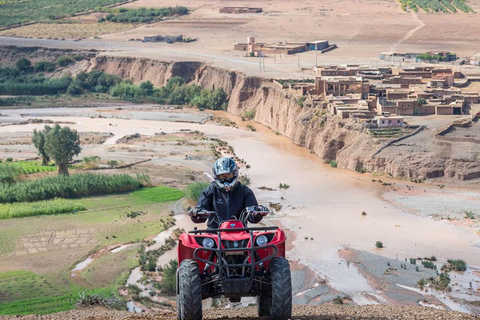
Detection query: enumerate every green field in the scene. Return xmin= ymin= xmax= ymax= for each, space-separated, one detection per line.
xmin=0 ymin=198 xmax=86 ymax=219
xmin=0 ymin=186 xmax=183 ymax=315
xmin=9 ymin=161 xmax=57 ymax=174
xmin=132 ymin=186 xmax=184 ymax=203
xmin=0 ymin=0 xmax=129 ymax=28
xmin=397 ymin=0 xmax=473 ymax=12
xmin=0 ymin=270 xmax=119 ymax=315
xmin=0 ymin=173 xmax=148 ymax=203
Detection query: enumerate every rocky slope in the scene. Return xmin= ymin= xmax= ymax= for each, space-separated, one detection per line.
xmin=1 ymin=305 xmax=479 ymax=320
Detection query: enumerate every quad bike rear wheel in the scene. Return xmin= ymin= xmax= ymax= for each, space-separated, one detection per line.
xmin=179 ymin=259 xmax=202 ymax=320
xmin=269 ymin=257 xmax=292 ymax=320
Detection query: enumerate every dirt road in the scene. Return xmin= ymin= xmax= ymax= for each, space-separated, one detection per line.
xmin=2 ymin=305 xmax=480 ymax=320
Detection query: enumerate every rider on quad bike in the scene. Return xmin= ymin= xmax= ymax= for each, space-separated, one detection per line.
xmin=189 ymin=157 xmax=266 ymax=228
xmin=176 ymin=157 xmax=292 ymax=320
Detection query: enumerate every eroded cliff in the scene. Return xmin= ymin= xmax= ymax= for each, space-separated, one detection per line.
xmin=3 ymin=46 xmax=479 ymax=183
xmin=86 ymin=54 xmax=480 ymax=183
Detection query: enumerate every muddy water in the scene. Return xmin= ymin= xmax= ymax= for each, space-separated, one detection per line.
xmin=2 ymin=106 xmax=480 ymax=305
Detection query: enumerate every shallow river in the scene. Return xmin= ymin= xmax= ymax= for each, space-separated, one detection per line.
xmin=1 ymin=106 xmax=480 ymax=305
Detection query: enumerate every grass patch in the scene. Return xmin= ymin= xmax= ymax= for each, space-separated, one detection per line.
xmin=0 ymin=198 xmax=86 ymax=219
xmin=0 ymin=173 xmax=147 ymax=203
xmin=80 ymin=245 xmax=139 ymax=287
xmin=0 ymin=285 xmax=119 ymax=315
xmin=185 ymin=182 xmax=210 ymax=202
xmin=10 ymin=161 xmax=57 ymax=174
xmin=132 ymin=186 xmax=184 ymax=203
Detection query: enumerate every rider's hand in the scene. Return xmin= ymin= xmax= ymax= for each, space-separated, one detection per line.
xmin=187 ymin=208 xmax=199 ymax=217
xmin=254 ymin=205 xmax=270 ymax=216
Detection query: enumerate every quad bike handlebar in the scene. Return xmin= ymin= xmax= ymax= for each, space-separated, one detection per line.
xmin=187 ymin=206 xmax=270 ymax=224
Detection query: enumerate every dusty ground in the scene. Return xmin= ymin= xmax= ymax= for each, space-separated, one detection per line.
xmin=1 ymin=305 xmax=480 ymax=320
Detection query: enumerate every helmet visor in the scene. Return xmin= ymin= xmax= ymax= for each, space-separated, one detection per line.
xmin=217 ymin=172 xmax=234 ymax=182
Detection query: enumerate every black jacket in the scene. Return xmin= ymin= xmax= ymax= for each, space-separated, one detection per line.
xmin=191 ymin=182 xmax=262 ymax=228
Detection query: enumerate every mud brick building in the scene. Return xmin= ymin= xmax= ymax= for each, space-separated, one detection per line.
xmin=220 ymin=7 xmax=263 ymax=14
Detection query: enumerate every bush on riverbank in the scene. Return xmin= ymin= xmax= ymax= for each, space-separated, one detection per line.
xmin=0 ymin=62 xmax=121 ymax=96
xmin=0 ymin=198 xmax=86 ymax=219
xmin=110 ymin=77 xmax=228 ymax=110
xmin=0 ymin=173 xmax=148 ymax=203
xmin=442 ymin=259 xmax=467 ymax=272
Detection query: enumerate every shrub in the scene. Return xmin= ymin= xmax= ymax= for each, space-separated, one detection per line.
xmin=417 ymin=97 xmax=427 ymax=105
xmin=464 ymin=210 xmax=475 ymax=219
xmin=243 ymin=109 xmax=256 ymax=120
xmin=75 ymin=291 xmax=124 ymax=310
xmin=185 ymin=182 xmax=209 ymax=202
xmin=279 ymin=183 xmax=290 ymax=189
xmin=239 ymin=174 xmax=250 ymax=185
xmin=15 ymin=58 xmax=32 ymax=72
xmin=34 ymin=61 xmax=56 ymax=73
xmin=6 ymin=158 xmax=13 ymax=162
xmin=72 ymin=54 xmax=84 ymax=61
xmin=57 ymin=55 xmax=74 ymax=67
xmin=417 ymin=278 xmax=426 ymax=288
xmin=159 ymin=259 xmax=177 ymax=294
xmin=107 ymin=160 xmax=118 ymax=168
xmin=421 ymin=260 xmax=437 ymax=270
xmin=375 ymin=241 xmax=383 ymax=248
xmin=442 ymin=259 xmax=467 ymax=272
xmin=329 ymin=160 xmax=337 ymax=168
xmin=297 ymin=96 xmax=307 ymax=108
xmin=333 ymin=296 xmax=343 ymax=304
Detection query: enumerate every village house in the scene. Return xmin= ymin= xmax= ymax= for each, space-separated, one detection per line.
xmin=375 ymin=115 xmax=404 ymax=127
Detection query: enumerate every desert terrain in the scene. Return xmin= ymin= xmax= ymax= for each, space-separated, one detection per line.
xmin=2 ymin=0 xmax=480 ymax=318
xmin=2 ymin=0 xmax=480 ymax=78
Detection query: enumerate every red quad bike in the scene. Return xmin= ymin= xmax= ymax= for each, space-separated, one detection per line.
xmin=176 ymin=207 xmax=292 ymax=320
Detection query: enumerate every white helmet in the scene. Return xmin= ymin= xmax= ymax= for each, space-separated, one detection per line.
xmin=212 ymin=157 xmax=238 ymax=192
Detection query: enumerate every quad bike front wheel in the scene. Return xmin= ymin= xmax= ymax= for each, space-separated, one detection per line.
xmin=257 ymin=295 xmax=271 ymax=317
xmin=176 ymin=293 xmax=182 ymax=320
xmin=178 ymin=259 xmax=202 ymax=320
xmin=269 ymin=257 xmax=292 ymax=320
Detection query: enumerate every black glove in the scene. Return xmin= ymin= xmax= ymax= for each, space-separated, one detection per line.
xmin=254 ymin=205 xmax=269 ymax=216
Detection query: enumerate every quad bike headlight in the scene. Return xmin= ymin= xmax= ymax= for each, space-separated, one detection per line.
xmin=256 ymin=235 xmax=268 ymax=246
xmin=202 ymin=237 xmax=215 ymax=248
